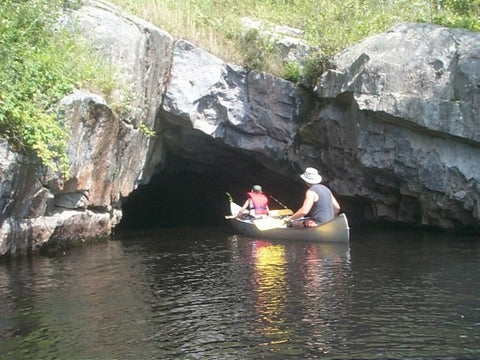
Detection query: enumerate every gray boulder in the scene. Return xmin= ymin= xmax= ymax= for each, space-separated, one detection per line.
xmin=314 ymin=23 xmax=479 ymax=228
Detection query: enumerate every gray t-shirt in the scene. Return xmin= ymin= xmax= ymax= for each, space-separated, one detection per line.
xmin=309 ymin=184 xmax=334 ymax=224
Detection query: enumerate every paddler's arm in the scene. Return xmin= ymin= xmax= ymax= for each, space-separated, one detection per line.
xmin=332 ymin=194 xmax=340 ymax=215
xmin=285 ymin=190 xmax=316 ymax=222
xmin=236 ymin=199 xmax=249 ymax=218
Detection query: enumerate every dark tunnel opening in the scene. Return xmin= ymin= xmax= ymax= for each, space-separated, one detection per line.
xmin=114 ymin=146 xmax=478 ymax=233
xmin=116 ymin=154 xmax=307 ymax=231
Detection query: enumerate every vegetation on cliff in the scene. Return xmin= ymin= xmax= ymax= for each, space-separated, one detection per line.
xmin=109 ymin=0 xmax=479 ymax=77
xmin=0 ymin=0 xmax=117 ymax=175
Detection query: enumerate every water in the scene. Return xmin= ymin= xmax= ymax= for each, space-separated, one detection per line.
xmin=0 ymin=227 xmax=479 ymax=359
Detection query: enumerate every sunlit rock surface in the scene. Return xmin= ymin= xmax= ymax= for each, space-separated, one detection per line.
xmin=314 ymin=23 xmax=479 ymax=228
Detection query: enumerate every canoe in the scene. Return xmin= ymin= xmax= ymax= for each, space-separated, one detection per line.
xmin=227 ymin=200 xmax=350 ymax=243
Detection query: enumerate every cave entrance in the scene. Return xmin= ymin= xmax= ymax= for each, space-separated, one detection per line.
xmin=117 ymin=153 xmax=304 ymax=230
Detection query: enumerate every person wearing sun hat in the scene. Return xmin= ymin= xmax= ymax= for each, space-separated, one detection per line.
xmin=286 ymin=167 xmax=340 ymax=227
xmin=236 ymin=184 xmax=270 ymax=219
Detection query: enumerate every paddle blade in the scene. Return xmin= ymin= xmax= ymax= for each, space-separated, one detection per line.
xmin=230 ymin=201 xmax=242 ymax=216
xmin=269 ymin=209 xmax=293 ymax=217
xmin=253 ymin=217 xmax=286 ymax=231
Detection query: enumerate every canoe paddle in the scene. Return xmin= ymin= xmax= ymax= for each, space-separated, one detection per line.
xmin=269 ymin=195 xmax=290 ymax=209
xmin=225 ymin=209 xmax=292 ymax=220
xmin=269 ymin=208 xmax=293 ymax=217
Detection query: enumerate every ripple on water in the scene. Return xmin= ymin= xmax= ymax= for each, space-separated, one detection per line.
xmin=0 ymin=229 xmax=479 ymax=359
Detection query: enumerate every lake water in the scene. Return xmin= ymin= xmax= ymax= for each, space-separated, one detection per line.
xmin=0 ymin=226 xmax=479 ymax=359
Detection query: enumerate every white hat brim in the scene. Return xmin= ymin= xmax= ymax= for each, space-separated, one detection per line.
xmin=300 ymin=174 xmax=322 ymax=184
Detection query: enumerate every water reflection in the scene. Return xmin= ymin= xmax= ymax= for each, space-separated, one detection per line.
xmin=250 ymin=241 xmax=288 ymax=344
xmin=1 ymin=228 xmax=478 ymax=359
xmin=345 ymin=232 xmax=480 ymax=358
xmin=228 ymin=235 xmax=351 ymax=355
xmin=0 ymin=241 xmax=158 ymax=359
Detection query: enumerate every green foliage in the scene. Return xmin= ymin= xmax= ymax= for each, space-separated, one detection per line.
xmin=0 ymin=0 xmax=119 ymax=176
xmin=429 ymin=0 xmax=480 ymax=31
xmin=441 ymin=0 xmax=480 ymax=14
xmin=109 ymin=0 xmax=479 ymax=80
xmin=139 ymin=122 xmax=156 ymax=138
xmin=301 ymin=53 xmax=336 ymax=87
xmin=283 ymin=62 xmax=302 ymax=83
xmin=66 ymin=0 xmax=85 ymax=10
xmin=239 ymin=28 xmax=280 ymax=72
xmin=0 ymin=0 xmax=69 ymax=174
xmin=432 ymin=14 xmax=480 ymax=31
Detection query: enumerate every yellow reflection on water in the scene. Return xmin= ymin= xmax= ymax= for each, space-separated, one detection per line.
xmin=228 ymin=235 xmax=351 ymax=352
xmin=251 ymin=240 xmax=290 ymax=344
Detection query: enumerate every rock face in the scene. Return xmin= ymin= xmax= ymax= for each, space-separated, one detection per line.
xmin=0 ymin=1 xmax=479 ymax=256
xmin=315 ymin=23 xmax=479 ymax=228
xmin=0 ymin=1 xmax=175 ymax=255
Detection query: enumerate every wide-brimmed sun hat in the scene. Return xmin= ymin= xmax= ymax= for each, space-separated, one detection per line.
xmin=252 ymin=185 xmax=262 ymax=192
xmin=300 ymin=167 xmax=322 ymax=184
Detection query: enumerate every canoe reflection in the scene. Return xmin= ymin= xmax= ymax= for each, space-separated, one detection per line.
xmin=228 ymin=235 xmax=351 ymax=348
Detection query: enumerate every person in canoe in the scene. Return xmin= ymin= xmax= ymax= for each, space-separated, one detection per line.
xmin=236 ymin=185 xmax=270 ymax=219
xmin=286 ymin=167 xmax=340 ymax=227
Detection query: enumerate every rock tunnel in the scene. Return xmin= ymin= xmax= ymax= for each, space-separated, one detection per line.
xmin=113 ymin=108 xmax=373 ymax=231
xmin=117 ymin=150 xmax=308 ymax=230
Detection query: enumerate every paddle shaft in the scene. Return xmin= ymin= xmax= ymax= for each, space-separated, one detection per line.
xmin=269 ymin=195 xmax=289 ymax=209
xmin=226 ymin=210 xmax=292 ymax=220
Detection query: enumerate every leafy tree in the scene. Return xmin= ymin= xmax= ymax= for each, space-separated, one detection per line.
xmin=0 ymin=1 xmax=71 ymax=173
xmin=0 ymin=0 xmax=118 ymax=176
